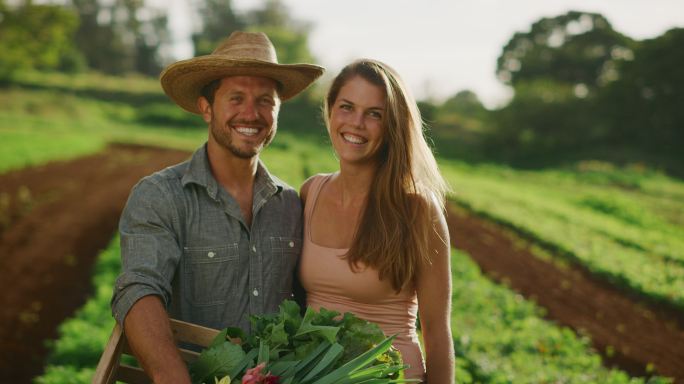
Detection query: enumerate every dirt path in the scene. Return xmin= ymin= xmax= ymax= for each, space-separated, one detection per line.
xmin=0 ymin=145 xmax=683 ymax=383
xmin=446 ymin=204 xmax=684 ymax=382
xmin=0 ymin=144 xmax=190 ymax=383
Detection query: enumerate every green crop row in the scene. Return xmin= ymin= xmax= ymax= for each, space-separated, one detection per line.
xmin=440 ymin=160 xmax=684 ymax=311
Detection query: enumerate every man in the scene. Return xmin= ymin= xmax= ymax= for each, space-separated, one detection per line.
xmin=110 ymin=31 xmax=324 ymax=383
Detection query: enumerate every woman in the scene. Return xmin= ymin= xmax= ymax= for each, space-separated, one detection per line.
xmin=298 ymin=59 xmax=454 ymax=381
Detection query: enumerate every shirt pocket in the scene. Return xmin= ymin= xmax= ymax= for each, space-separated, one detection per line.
xmin=270 ymin=236 xmax=302 ymax=293
xmin=183 ymin=243 xmax=239 ymax=306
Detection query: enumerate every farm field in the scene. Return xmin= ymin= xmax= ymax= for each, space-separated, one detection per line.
xmin=0 ymin=72 xmax=682 ymax=383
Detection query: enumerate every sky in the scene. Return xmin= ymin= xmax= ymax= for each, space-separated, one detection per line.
xmin=166 ymin=0 xmax=684 ymax=108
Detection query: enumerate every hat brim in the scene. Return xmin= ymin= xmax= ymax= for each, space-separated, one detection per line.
xmin=160 ymin=57 xmax=324 ymax=114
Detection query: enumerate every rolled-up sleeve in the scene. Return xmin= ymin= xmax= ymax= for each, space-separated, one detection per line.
xmin=111 ymin=177 xmax=182 ymax=325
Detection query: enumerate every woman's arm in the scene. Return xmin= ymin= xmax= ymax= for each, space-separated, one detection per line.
xmin=416 ymin=200 xmax=454 ymax=383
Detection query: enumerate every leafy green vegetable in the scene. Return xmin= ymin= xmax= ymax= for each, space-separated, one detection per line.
xmin=189 ymin=300 xmax=412 ymax=384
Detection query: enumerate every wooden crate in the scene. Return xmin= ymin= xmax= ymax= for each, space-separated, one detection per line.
xmin=92 ymin=319 xmax=220 ymax=384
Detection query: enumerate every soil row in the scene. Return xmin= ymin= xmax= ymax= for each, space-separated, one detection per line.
xmin=0 ymin=144 xmax=190 ymax=383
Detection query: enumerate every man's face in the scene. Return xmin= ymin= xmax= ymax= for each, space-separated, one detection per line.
xmin=199 ymin=76 xmax=280 ymax=159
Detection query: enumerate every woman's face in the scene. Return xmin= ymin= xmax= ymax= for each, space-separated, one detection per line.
xmin=329 ymin=75 xmax=387 ymax=166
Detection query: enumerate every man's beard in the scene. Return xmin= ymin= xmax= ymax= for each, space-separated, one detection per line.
xmin=210 ymin=118 xmax=276 ymax=159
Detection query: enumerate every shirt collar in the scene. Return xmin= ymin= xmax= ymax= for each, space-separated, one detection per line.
xmin=181 ymin=143 xmax=284 ymax=200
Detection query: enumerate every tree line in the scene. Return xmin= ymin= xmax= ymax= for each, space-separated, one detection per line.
xmin=1 ymin=4 xmax=680 ymax=172
xmin=426 ymin=11 xmax=683 ymax=173
xmin=0 ymin=0 xmax=314 ymax=77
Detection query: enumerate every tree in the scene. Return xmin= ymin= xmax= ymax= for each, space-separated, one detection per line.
xmin=439 ymin=90 xmax=487 ymax=120
xmin=0 ymin=1 xmax=85 ymax=78
xmin=68 ymin=0 xmax=169 ymax=75
xmin=496 ymin=11 xmax=635 ymax=93
xmin=488 ymin=79 xmax=600 ymax=161
xmin=485 ymin=11 xmax=642 ymax=163
xmin=190 ymin=0 xmax=317 ymax=64
xmin=243 ymin=0 xmax=316 ymax=64
xmin=191 ymin=0 xmax=244 ymax=56
xmin=600 ymin=27 xmax=684 ymax=153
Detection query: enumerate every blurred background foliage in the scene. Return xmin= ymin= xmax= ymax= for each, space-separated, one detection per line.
xmin=0 ymin=0 xmax=681 ymax=176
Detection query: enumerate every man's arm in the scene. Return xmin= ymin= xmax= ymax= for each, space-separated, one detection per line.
xmin=124 ymin=295 xmax=191 ymax=384
xmin=112 ymin=177 xmax=186 ymax=382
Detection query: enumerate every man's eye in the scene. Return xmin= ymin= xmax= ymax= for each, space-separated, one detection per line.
xmin=260 ymin=98 xmax=275 ymax=106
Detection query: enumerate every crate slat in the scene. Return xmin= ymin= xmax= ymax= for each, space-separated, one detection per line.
xmin=92 ymin=319 xmax=221 ymax=384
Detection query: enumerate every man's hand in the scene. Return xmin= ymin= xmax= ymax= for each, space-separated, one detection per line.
xmin=124 ymin=295 xmax=192 ymax=384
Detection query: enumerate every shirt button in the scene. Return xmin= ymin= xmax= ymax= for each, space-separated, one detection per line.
xmin=207 ymin=251 xmax=215 ymax=258
xmin=252 ymin=289 xmax=259 ymax=296
xmin=251 ymin=246 xmax=256 ymax=252
xmin=288 ymin=241 xmax=294 ymax=248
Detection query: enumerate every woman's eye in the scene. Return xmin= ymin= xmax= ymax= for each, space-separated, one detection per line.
xmin=339 ymin=103 xmax=352 ymax=111
xmin=368 ymin=111 xmax=382 ymax=119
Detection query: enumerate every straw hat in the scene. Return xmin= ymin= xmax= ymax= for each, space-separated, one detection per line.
xmin=160 ymin=31 xmax=325 ymax=114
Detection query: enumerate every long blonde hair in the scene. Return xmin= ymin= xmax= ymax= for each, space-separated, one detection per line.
xmin=323 ymin=59 xmax=449 ymax=292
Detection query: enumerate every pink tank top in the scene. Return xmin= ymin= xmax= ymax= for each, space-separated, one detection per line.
xmin=299 ymin=174 xmax=426 ymax=380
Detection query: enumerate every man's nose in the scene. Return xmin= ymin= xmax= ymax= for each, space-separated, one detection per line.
xmin=240 ymin=100 xmax=258 ymax=120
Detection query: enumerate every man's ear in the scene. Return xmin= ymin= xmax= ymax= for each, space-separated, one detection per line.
xmin=198 ymin=97 xmax=212 ymax=123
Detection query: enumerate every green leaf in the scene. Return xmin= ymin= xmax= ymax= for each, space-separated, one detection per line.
xmin=227 ymin=348 xmax=258 ymax=379
xmin=293 ymin=341 xmax=331 ymax=378
xmin=313 ymin=335 xmax=396 ymax=384
xmin=258 ymin=340 xmax=270 ymax=365
xmin=348 ymin=364 xmax=389 ymax=380
xmin=210 ymin=329 xmax=229 ymax=348
xmin=269 ymin=320 xmax=290 ymax=347
xmin=294 ymin=339 xmax=324 ymax=360
xmin=337 ymin=313 xmax=396 ymax=367
xmin=301 ymin=342 xmax=343 ymax=382
xmin=296 ymin=307 xmax=340 ymax=343
xmin=190 ymin=341 xmax=246 ymax=384
xmin=280 ymin=300 xmax=303 ymax=333
xmin=268 ymin=360 xmax=299 ymax=377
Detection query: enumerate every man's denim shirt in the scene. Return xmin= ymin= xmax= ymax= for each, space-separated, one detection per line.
xmin=111 ymin=144 xmax=302 ymax=332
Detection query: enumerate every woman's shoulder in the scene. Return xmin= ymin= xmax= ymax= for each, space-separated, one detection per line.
xmin=300 ymin=173 xmax=334 ymax=203
xmin=406 ymin=190 xmax=446 ymax=225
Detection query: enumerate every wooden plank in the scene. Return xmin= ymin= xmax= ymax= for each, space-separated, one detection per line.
xmin=178 ymin=347 xmax=202 ymax=364
xmin=170 ymin=318 xmax=221 ymax=347
xmin=115 ymin=364 xmax=151 ymax=384
xmin=92 ymin=323 xmax=125 ymax=384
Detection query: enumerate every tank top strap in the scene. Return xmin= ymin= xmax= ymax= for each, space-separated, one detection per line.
xmin=304 ymin=173 xmax=332 ymax=225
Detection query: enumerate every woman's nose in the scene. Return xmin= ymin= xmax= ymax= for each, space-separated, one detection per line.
xmin=349 ymin=111 xmax=365 ymax=128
